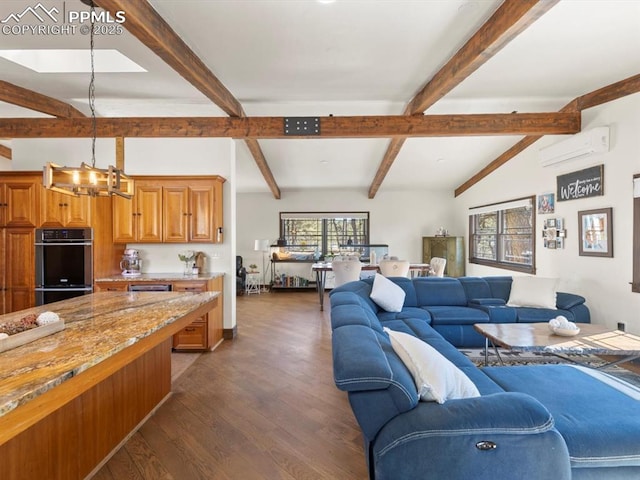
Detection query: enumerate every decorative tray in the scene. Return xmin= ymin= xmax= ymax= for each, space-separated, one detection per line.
xmin=0 ymin=317 xmax=65 ymax=354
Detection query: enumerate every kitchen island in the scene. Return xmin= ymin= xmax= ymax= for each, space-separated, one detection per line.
xmin=0 ymin=291 xmax=219 ymax=480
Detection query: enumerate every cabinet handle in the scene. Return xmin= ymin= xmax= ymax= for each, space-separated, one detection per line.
xmin=58 ymin=203 xmax=64 ymax=207
xmin=183 ymin=213 xmax=189 ymax=216
xmin=184 ymin=287 xmax=202 ymax=291
xmin=185 ymin=327 xmax=196 ymax=332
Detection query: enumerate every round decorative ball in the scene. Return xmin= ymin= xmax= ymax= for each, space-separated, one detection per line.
xmin=36 ymin=311 xmax=60 ymax=326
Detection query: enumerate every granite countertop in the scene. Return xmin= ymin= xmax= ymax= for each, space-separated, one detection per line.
xmin=0 ymin=291 xmax=219 ymax=418
xmin=95 ymin=272 xmax=225 ymax=282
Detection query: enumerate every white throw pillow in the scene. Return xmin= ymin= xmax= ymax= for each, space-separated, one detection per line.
xmin=384 ymin=327 xmax=480 ymax=404
xmin=507 ymin=276 xmax=558 ymax=309
xmin=370 ymin=273 xmax=406 ymax=312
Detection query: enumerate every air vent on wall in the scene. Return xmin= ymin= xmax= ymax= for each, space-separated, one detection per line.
xmin=539 ymin=126 xmax=609 ymax=167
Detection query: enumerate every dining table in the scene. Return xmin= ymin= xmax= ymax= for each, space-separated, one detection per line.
xmin=311 ymin=262 xmax=432 ymax=310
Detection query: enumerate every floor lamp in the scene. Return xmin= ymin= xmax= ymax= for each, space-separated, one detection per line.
xmin=254 ymin=239 xmax=270 ymax=291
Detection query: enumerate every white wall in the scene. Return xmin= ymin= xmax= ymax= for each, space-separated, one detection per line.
xmin=452 ymin=93 xmax=640 ymax=332
xmin=10 ymin=137 xmax=238 ymax=330
xmin=236 ymin=187 xmax=455 ymax=284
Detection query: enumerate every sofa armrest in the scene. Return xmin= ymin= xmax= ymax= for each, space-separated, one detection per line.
xmin=468 ymin=298 xmax=506 ymax=306
xmin=373 ymin=392 xmax=571 ymax=480
xmin=556 ymin=292 xmax=585 ymax=310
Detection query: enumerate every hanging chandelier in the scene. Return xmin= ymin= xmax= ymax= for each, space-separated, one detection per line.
xmin=43 ymin=1 xmax=133 ymax=199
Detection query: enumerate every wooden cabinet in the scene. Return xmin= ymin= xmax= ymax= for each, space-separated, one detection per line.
xmin=172 ymin=278 xmax=224 ymax=351
xmin=422 ymin=236 xmax=465 ymax=277
xmin=1 ymin=228 xmax=35 ymax=314
xmin=94 ymin=276 xmax=224 ymax=351
xmin=0 ymin=177 xmax=38 ymax=227
xmin=94 ymin=281 xmax=129 ymax=292
xmin=113 ymin=176 xmax=224 ymax=244
xmin=40 ymin=189 xmax=92 ymax=227
xmin=112 ymin=182 xmax=163 ymax=243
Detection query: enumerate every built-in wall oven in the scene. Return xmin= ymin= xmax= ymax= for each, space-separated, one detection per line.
xmin=35 ymin=228 xmax=93 ymax=306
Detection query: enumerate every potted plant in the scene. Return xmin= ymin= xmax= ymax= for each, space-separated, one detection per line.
xmin=248 ymin=264 xmax=258 ymax=273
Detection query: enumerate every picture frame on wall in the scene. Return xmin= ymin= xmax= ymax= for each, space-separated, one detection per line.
xmin=578 ymin=208 xmax=613 ymax=257
xmin=537 ymin=193 xmax=555 ymax=214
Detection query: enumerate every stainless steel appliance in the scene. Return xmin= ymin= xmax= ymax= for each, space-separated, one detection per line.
xmin=35 ymin=228 xmax=93 ymax=305
xmin=120 ymin=248 xmax=142 ymax=276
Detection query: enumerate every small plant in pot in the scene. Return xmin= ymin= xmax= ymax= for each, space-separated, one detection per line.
xmin=248 ymin=264 xmax=258 ymax=273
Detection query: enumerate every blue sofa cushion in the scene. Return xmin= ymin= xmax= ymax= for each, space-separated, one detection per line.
xmin=424 ymin=305 xmax=490 ymax=325
xmin=377 ymin=307 xmax=431 ymax=323
xmin=414 ymin=277 xmax=468 ymax=306
xmin=484 ymin=276 xmax=513 ymax=301
xmin=331 ymin=303 xmax=385 ymax=333
xmin=516 ymin=307 xmax=575 ymax=323
xmin=483 ymin=365 xmax=640 ymax=469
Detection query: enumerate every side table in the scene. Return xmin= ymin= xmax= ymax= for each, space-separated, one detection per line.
xmin=245 ymin=272 xmax=261 ymax=295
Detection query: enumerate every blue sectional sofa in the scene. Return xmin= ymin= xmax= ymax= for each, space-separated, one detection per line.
xmin=330 ymin=276 xmax=640 ymax=480
xmin=337 ymin=275 xmax=590 ymax=347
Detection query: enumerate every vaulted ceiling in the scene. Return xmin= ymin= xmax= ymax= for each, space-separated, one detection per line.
xmin=0 ymin=0 xmax=639 ymax=198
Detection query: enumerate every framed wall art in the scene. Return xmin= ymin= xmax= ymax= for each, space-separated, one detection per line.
xmin=537 ymin=193 xmax=555 ymax=214
xmin=578 ymin=207 xmax=613 ymax=257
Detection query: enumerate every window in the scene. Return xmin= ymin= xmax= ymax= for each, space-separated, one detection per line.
xmin=633 ymin=174 xmax=640 ymax=293
xmin=279 ymin=212 xmax=369 ymax=257
xmin=469 ymin=196 xmax=535 ymax=274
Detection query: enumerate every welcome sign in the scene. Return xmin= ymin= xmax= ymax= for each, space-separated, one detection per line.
xmin=557 ymin=165 xmax=604 ymax=202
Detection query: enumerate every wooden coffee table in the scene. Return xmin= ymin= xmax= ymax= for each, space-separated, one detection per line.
xmin=473 ymin=323 xmax=640 ymax=368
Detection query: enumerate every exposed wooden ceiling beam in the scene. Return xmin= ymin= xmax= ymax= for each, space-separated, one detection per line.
xmin=0 ymin=112 xmax=580 ymax=139
xmin=95 ymin=0 xmax=281 ymax=199
xmin=0 ymin=80 xmax=86 ymax=118
xmin=368 ymin=0 xmax=559 ymax=198
xmin=0 ymin=144 xmax=11 ymax=160
xmin=454 ymin=73 xmax=640 ymax=196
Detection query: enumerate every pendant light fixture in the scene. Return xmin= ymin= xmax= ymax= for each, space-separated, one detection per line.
xmin=43 ymin=0 xmax=133 ymax=198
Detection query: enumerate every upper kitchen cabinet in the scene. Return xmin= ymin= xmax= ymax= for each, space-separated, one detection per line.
xmin=163 ymin=178 xmax=224 ymax=243
xmin=113 ymin=181 xmax=163 ymax=243
xmin=0 ymin=175 xmax=39 ymax=227
xmin=113 ymin=176 xmax=225 ymax=244
xmin=40 ymin=189 xmax=92 ymax=227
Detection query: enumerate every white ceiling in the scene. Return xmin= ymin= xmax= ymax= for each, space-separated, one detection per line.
xmin=1 ymin=0 xmax=639 ymax=195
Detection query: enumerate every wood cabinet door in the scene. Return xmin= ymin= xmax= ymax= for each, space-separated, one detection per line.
xmin=136 ymin=185 xmax=162 ymax=243
xmin=40 ymin=190 xmax=91 ymax=227
xmin=189 ymin=185 xmax=214 ymax=242
xmin=3 ymin=182 xmax=38 ymax=227
xmin=5 ymin=228 xmax=35 ymax=312
xmin=0 ymin=229 xmax=5 ymax=314
xmin=163 ymin=186 xmax=189 ymax=243
xmin=94 ymin=281 xmax=130 ymax=292
xmin=112 ymin=194 xmax=136 ymax=243
xmin=212 ymin=180 xmax=223 ymax=243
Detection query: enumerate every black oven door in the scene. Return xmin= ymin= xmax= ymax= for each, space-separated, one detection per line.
xmin=36 ymin=242 xmax=93 ymax=287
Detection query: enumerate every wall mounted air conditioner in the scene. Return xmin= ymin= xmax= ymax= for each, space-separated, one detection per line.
xmin=539 ymin=126 xmax=609 ymax=167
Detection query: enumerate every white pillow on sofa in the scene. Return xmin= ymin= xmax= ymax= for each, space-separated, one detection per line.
xmin=384 ymin=327 xmax=480 ymax=404
xmin=370 ymin=273 xmax=405 ymax=312
xmin=507 ymin=276 xmax=558 ymax=309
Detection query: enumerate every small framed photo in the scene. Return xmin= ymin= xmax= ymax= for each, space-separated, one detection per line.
xmin=578 ymin=208 xmax=613 ymax=257
xmin=538 ymin=193 xmax=555 ymax=214
xmin=545 ymin=218 xmax=556 ymax=228
xmin=556 ymin=238 xmax=564 ymax=249
xmin=547 ymin=240 xmax=557 ymax=249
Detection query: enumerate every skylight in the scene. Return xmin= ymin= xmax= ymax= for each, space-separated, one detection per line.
xmin=0 ymin=49 xmax=146 ymax=73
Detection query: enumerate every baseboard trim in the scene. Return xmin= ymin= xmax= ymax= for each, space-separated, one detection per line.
xmin=223 ymin=325 xmax=237 ymax=340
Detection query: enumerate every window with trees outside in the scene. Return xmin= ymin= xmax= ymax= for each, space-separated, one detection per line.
xmin=279 ymin=212 xmax=369 ymax=257
xmin=469 ymin=196 xmax=536 ymax=274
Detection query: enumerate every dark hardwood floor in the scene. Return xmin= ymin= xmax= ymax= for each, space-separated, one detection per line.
xmin=93 ymin=291 xmax=368 ymax=480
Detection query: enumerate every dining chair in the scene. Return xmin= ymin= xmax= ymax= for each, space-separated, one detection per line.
xmin=429 ymin=257 xmax=447 ymax=277
xmin=378 ymin=259 xmax=410 ymax=278
xmin=332 ymin=258 xmax=363 ymax=287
